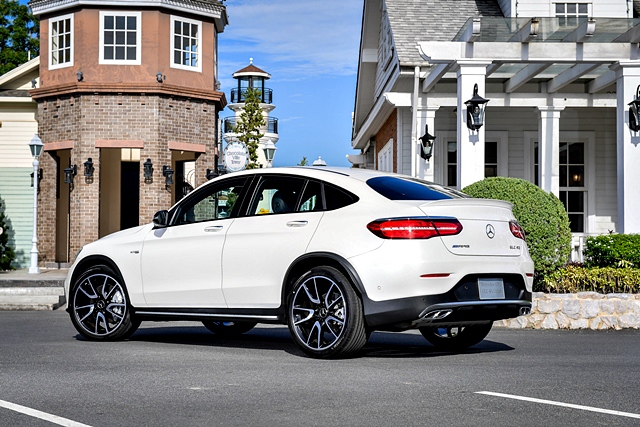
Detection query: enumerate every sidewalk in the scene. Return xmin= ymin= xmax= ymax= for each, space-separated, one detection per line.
xmin=0 ymin=269 xmax=68 ymax=310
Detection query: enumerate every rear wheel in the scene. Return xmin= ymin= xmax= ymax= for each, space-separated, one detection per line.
xmin=419 ymin=322 xmax=493 ymax=350
xmin=202 ymin=321 xmax=256 ymax=337
xmin=69 ymin=264 xmax=140 ymax=340
xmin=287 ymin=266 xmax=367 ymax=359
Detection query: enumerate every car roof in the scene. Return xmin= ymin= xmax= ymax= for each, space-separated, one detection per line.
xmin=227 ymin=166 xmax=399 ymax=183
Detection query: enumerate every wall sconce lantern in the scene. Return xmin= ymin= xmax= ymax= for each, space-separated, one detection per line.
xmin=628 ymin=85 xmax=640 ymax=132
xmin=143 ymin=158 xmax=154 ymax=183
xmin=64 ymin=163 xmax=77 ymax=190
xmin=419 ymin=125 xmax=436 ymax=161
xmin=77 ymin=70 xmax=83 ymax=82
xmin=156 ymin=72 xmax=164 ymax=83
xmin=162 ymin=165 xmax=174 ymax=186
xmin=465 ymin=83 xmax=489 ymax=131
xmin=30 ymin=168 xmax=43 ymax=192
xmin=83 ymin=158 xmax=94 ymax=183
xmin=206 ymin=168 xmax=218 ymax=180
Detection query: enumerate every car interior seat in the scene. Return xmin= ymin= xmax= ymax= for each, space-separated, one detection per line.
xmin=272 ymin=190 xmax=294 ymax=213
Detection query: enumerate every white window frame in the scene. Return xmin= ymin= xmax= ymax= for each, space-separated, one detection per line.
xmin=486 ymin=131 xmax=509 ymax=177
xmin=378 ymin=139 xmax=393 ymax=172
xmin=524 ymin=130 xmax=595 ymax=234
xmin=170 ymin=15 xmax=202 ymax=72
xmin=99 ymin=11 xmax=142 ymax=65
xmin=49 ymin=13 xmax=74 ymax=70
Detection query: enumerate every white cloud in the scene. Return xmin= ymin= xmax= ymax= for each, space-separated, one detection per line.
xmin=219 ymin=0 xmax=362 ymax=80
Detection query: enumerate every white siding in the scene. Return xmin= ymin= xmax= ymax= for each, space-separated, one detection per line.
xmin=0 ymin=107 xmax=38 ymax=168
xmin=515 ymin=0 xmax=630 ymax=18
xmin=497 ymin=0 xmax=514 ymax=17
xmin=399 ymin=107 xmax=412 ymax=174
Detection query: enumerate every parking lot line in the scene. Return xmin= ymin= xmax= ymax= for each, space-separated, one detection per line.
xmin=476 ymin=391 xmax=640 ymax=420
xmin=0 ymin=399 xmax=92 ymax=427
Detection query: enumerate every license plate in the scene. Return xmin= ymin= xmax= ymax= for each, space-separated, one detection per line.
xmin=478 ymin=278 xmax=505 ymax=300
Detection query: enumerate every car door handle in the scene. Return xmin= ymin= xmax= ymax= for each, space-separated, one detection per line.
xmin=204 ymin=226 xmax=224 ymax=232
xmin=286 ymin=220 xmax=308 ymax=227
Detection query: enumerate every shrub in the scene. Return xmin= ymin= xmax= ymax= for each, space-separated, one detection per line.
xmin=583 ymin=234 xmax=640 ymax=268
xmin=462 ymin=177 xmax=572 ymax=282
xmin=542 ymin=265 xmax=640 ymax=294
xmin=0 ymin=196 xmax=16 ymax=271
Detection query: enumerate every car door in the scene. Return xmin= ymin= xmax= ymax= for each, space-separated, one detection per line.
xmin=222 ymin=176 xmax=324 ymax=308
xmin=140 ymin=176 xmax=250 ymax=307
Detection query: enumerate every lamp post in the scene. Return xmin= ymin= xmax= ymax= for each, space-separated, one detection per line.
xmin=263 ymin=138 xmax=277 ymax=168
xmin=28 ymin=134 xmax=44 ymax=274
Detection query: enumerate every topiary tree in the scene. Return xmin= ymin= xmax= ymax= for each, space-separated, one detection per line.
xmin=462 ymin=177 xmax=571 ymax=284
xmin=0 ymin=196 xmax=16 ymax=270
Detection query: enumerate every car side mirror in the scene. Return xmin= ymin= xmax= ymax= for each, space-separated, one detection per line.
xmin=152 ymin=210 xmax=169 ymax=228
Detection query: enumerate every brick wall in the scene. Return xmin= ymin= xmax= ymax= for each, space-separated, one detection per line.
xmin=36 ymin=93 xmax=220 ymax=264
xmin=375 ymin=109 xmax=397 ymax=172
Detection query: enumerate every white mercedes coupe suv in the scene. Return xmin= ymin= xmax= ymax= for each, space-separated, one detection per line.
xmin=65 ymin=167 xmax=533 ymax=358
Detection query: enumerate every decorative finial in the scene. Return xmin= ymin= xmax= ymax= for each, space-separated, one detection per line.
xmin=250 ymin=57 xmax=253 ymax=64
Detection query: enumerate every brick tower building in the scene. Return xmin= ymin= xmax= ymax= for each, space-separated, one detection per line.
xmin=28 ymin=0 xmax=228 ymax=265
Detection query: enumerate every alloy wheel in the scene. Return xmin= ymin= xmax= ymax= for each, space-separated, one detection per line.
xmin=73 ymin=273 xmax=127 ymax=336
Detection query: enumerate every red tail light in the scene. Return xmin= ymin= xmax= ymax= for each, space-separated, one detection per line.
xmin=367 ymin=218 xmax=462 ymax=240
xmin=510 ymin=221 xmax=526 ymax=241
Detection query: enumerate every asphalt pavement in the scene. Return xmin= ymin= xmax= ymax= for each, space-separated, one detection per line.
xmin=1 ymin=310 xmax=639 ymax=427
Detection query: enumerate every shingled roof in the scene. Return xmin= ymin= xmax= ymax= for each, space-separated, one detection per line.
xmin=386 ymin=0 xmax=504 ymax=65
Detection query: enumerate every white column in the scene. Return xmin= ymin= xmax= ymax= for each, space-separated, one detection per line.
xmin=456 ymin=60 xmax=491 ymax=190
xmin=613 ymin=61 xmax=640 ymax=233
xmin=417 ymin=106 xmax=439 ymax=181
xmin=537 ymin=106 xmax=564 ymax=197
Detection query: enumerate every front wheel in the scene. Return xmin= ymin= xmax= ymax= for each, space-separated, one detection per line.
xmin=419 ymin=322 xmax=493 ymax=350
xmin=202 ymin=321 xmax=257 ymax=337
xmin=287 ymin=266 xmax=367 ymax=359
xmin=69 ymin=264 xmax=140 ymax=340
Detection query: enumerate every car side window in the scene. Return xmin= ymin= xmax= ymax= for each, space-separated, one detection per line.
xmin=249 ymin=176 xmax=305 ymax=215
xmin=174 ymin=177 xmax=248 ymax=225
xmin=298 ymin=180 xmax=322 ymax=212
xmin=324 ymin=183 xmax=358 ymax=210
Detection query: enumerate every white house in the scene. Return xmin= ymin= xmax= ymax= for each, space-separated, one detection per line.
xmin=0 ymin=58 xmax=39 ymax=268
xmin=351 ymin=0 xmax=640 ymax=258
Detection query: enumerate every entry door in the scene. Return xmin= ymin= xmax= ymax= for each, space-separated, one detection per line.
xmin=120 ymin=162 xmax=139 ymax=230
xmin=140 ymin=176 xmax=250 ymax=308
xmin=222 ymin=176 xmax=324 ymax=308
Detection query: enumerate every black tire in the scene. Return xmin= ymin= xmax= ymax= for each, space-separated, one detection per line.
xmin=69 ymin=264 xmax=140 ymax=341
xmin=419 ymin=322 xmax=493 ymax=350
xmin=202 ymin=321 xmax=257 ymax=337
xmin=287 ymin=266 xmax=367 ymax=359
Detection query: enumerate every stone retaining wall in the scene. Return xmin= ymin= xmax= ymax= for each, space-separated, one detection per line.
xmin=494 ymin=293 xmax=640 ymax=330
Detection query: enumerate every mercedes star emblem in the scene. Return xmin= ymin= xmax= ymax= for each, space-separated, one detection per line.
xmin=486 ymin=224 xmax=495 ymax=239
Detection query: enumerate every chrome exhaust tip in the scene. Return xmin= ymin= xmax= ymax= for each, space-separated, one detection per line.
xmin=422 ymin=309 xmax=453 ymax=320
xmin=519 ymin=307 xmax=531 ymax=316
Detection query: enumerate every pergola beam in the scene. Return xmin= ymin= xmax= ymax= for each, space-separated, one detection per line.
xmin=613 ymin=22 xmax=640 ymax=43
xmin=461 ymin=18 xmax=481 ymax=42
xmin=508 ymin=18 xmax=539 ymax=43
xmin=588 ymin=69 xmax=616 ymax=93
xmin=562 ymin=19 xmax=596 ymax=43
xmin=504 ymin=63 xmax=552 ymax=93
xmin=547 ymin=63 xmax=601 ymax=93
xmin=422 ymin=63 xmax=452 ymax=92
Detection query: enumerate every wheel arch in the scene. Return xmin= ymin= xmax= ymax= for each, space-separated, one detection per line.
xmin=281 ymin=252 xmax=368 ymax=310
xmin=69 ymin=255 xmax=126 ymax=292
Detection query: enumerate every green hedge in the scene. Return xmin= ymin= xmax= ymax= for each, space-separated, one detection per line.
xmin=583 ymin=234 xmax=640 ymax=268
xmin=463 ymin=177 xmax=572 ymax=281
xmin=542 ymin=265 xmax=640 ymax=294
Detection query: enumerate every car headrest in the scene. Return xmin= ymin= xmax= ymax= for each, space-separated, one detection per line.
xmin=272 ymin=190 xmax=294 ymax=213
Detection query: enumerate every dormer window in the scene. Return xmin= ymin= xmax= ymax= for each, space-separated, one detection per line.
xmin=49 ymin=13 xmax=74 ymax=69
xmin=99 ymin=11 xmax=141 ymax=65
xmin=171 ymin=16 xmax=202 ymax=72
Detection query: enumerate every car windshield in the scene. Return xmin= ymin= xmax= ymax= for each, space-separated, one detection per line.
xmin=366 ymin=176 xmax=468 ymax=201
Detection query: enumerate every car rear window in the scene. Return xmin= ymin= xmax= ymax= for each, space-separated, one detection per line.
xmin=366 ymin=176 xmax=467 ymax=201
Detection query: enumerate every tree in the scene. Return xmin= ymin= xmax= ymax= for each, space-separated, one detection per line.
xmin=0 ymin=0 xmax=39 ymax=75
xmin=297 ymin=157 xmax=308 ymax=166
xmin=0 ymin=196 xmax=15 ymax=270
xmin=233 ymin=87 xmax=265 ymax=169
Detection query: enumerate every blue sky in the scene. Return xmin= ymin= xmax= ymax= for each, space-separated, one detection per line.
xmin=218 ymin=1 xmax=363 ymax=166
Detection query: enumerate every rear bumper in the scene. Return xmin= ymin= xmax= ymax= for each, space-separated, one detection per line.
xmin=362 ymin=273 xmax=532 ymax=329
